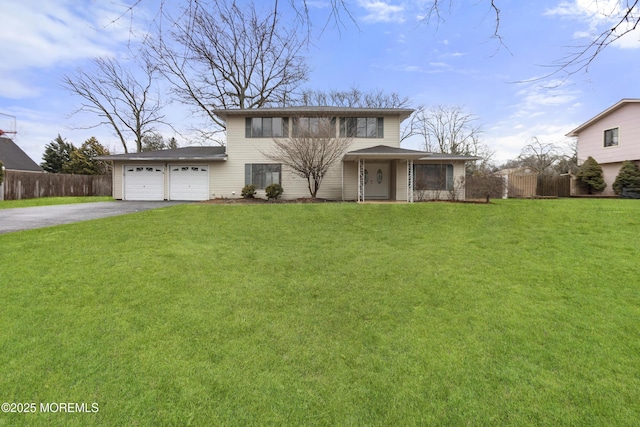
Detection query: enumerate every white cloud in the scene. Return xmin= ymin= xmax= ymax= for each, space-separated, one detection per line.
xmin=546 ymin=0 xmax=640 ymax=49
xmin=358 ymin=1 xmax=405 ymax=23
xmin=475 ymin=79 xmax=585 ymax=163
xmin=0 ymin=1 xmax=148 ymax=98
xmin=0 ymin=78 xmax=41 ymax=99
xmin=512 ymin=80 xmax=580 ymax=118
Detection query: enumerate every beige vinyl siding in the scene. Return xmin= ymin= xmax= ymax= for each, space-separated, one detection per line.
xmin=218 ymin=115 xmax=405 ymax=200
xmin=395 ymin=160 xmax=408 ymax=201
xmin=342 ymin=161 xmax=357 ymax=200
xmin=113 ymin=162 xmax=124 ymax=199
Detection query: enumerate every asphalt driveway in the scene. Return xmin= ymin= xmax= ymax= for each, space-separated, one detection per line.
xmin=0 ymin=201 xmax=188 ymax=234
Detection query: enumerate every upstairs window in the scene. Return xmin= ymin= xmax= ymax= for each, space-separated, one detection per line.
xmin=604 ymin=127 xmax=619 ymax=147
xmin=339 ymin=117 xmax=384 ymax=138
xmin=245 ymin=117 xmax=289 ymax=138
xmin=292 ymin=117 xmax=336 ymax=137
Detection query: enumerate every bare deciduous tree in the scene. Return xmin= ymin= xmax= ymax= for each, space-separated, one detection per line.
xmin=403 ymin=105 xmax=483 ymax=155
xmin=518 ymin=137 xmax=561 ymax=175
xmin=145 ymin=0 xmax=308 ymax=139
xmin=298 ymin=87 xmax=411 ymax=108
xmin=264 ymin=116 xmax=352 ymax=198
xmin=119 ymin=1 xmax=639 ymax=79
xmin=63 ymin=57 xmax=167 ymax=153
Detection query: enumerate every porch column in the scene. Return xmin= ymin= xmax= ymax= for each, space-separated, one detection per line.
xmin=407 ymin=159 xmax=414 ymax=203
xmin=358 ymin=158 xmax=365 ymax=202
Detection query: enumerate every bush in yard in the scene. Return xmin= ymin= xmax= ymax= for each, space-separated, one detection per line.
xmin=576 ymin=156 xmax=606 ymax=194
xmin=612 ymin=161 xmax=640 ymax=197
xmin=241 ymin=184 xmax=256 ymax=198
xmin=265 ymin=183 xmax=283 ymax=200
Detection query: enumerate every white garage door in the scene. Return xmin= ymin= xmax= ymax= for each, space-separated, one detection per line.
xmin=169 ymin=165 xmax=209 ymax=201
xmin=124 ymin=165 xmax=165 ymax=201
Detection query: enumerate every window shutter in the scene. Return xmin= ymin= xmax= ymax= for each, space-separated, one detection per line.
xmin=245 ymin=164 xmax=252 ymax=185
xmin=245 ymin=118 xmax=252 ymax=138
xmin=446 ymin=165 xmax=454 ymax=190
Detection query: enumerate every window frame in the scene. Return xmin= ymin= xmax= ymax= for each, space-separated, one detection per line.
xmin=245 ymin=117 xmax=289 ymax=138
xmin=244 ymin=163 xmax=282 ymax=189
xmin=292 ymin=117 xmax=336 ymax=138
xmin=339 ymin=117 xmax=384 ymax=138
xmin=604 ymin=127 xmax=619 ymax=148
xmin=413 ymin=164 xmax=454 ymax=191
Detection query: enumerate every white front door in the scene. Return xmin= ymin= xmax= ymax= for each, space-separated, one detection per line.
xmin=364 ymin=162 xmax=390 ymax=199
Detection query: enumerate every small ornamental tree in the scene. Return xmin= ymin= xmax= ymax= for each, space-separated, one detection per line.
xmin=265 ymin=116 xmax=352 ymax=198
xmin=612 ymin=160 xmax=640 ymax=196
xmin=576 ymin=156 xmax=606 ymax=194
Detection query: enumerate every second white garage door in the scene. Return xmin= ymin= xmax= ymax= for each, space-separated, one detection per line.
xmin=169 ymin=165 xmax=209 ymax=201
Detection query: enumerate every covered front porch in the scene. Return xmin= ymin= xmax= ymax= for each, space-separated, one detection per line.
xmin=342 ymin=145 xmax=431 ymax=203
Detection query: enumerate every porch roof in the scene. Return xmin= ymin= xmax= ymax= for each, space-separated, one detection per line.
xmin=343 ymin=145 xmax=480 ymax=161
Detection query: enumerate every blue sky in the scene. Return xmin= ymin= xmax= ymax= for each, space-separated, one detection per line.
xmin=1 ymin=0 xmax=639 ymax=165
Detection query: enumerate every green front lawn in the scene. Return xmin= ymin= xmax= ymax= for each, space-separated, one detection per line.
xmin=0 ymin=199 xmax=638 ymax=425
xmin=0 ymin=196 xmax=113 ymax=209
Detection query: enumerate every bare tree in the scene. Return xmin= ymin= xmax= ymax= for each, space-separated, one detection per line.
xmin=264 ymin=116 xmax=352 ymax=198
xmin=518 ymin=137 xmax=561 ymax=175
xmin=145 ymin=0 xmax=308 ymax=140
xmin=555 ymin=138 xmax=579 ymax=174
xmin=298 ymin=87 xmax=411 ymax=108
xmin=404 ymin=105 xmax=483 ymax=155
xmin=120 ymin=1 xmax=639 ymax=79
xmin=546 ymin=0 xmax=640 ymax=77
xmin=63 ymin=57 xmax=167 ymax=153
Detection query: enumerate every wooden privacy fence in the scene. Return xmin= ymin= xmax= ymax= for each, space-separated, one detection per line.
xmin=2 ymin=170 xmax=112 ymax=200
xmin=507 ymin=174 xmax=537 ymax=198
xmin=537 ymin=174 xmax=571 ymax=198
xmin=506 ymin=173 xmax=571 ymax=198
xmin=465 ymin=173 xmax=572 ymax=200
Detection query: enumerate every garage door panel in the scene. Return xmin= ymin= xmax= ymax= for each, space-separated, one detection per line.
xmin=169 ymin=165 xmax=209 ymax=201
xmin=124 ymin=165 xmax=164 ymax=201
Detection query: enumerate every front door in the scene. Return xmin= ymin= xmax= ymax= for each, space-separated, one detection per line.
xmin=364 ymin=162 xmax=390 ymax=199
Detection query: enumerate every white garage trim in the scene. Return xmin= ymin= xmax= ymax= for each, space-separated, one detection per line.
xmin=169 ymin=165 xmax=210 ymax=201
xmin=124 ymin=164 xmax=165 ymax=201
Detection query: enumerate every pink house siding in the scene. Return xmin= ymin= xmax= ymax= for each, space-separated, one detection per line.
xmin=567 ymin=99 xmax=640 ymax=195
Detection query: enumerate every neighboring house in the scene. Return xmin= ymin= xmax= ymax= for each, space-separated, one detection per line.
xmin=99 ymin=107 xmax=478 ymax=201
xmin=0 ymin=136 xmax=43 ymax=172
xmin=0 ymin=136 xmax=43 ymax=200
xmin=567 ymin=98 xmax=640 ymax=195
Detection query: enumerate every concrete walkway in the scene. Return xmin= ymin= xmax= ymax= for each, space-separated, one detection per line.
xmin=0 ymin=201 xmax=188 ymax=234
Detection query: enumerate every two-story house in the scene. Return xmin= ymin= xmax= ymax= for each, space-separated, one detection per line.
xmin=100 ymin=107 xmax=478 ymax=201
xmin=567 ymin=98 xmax=640 ymax=195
